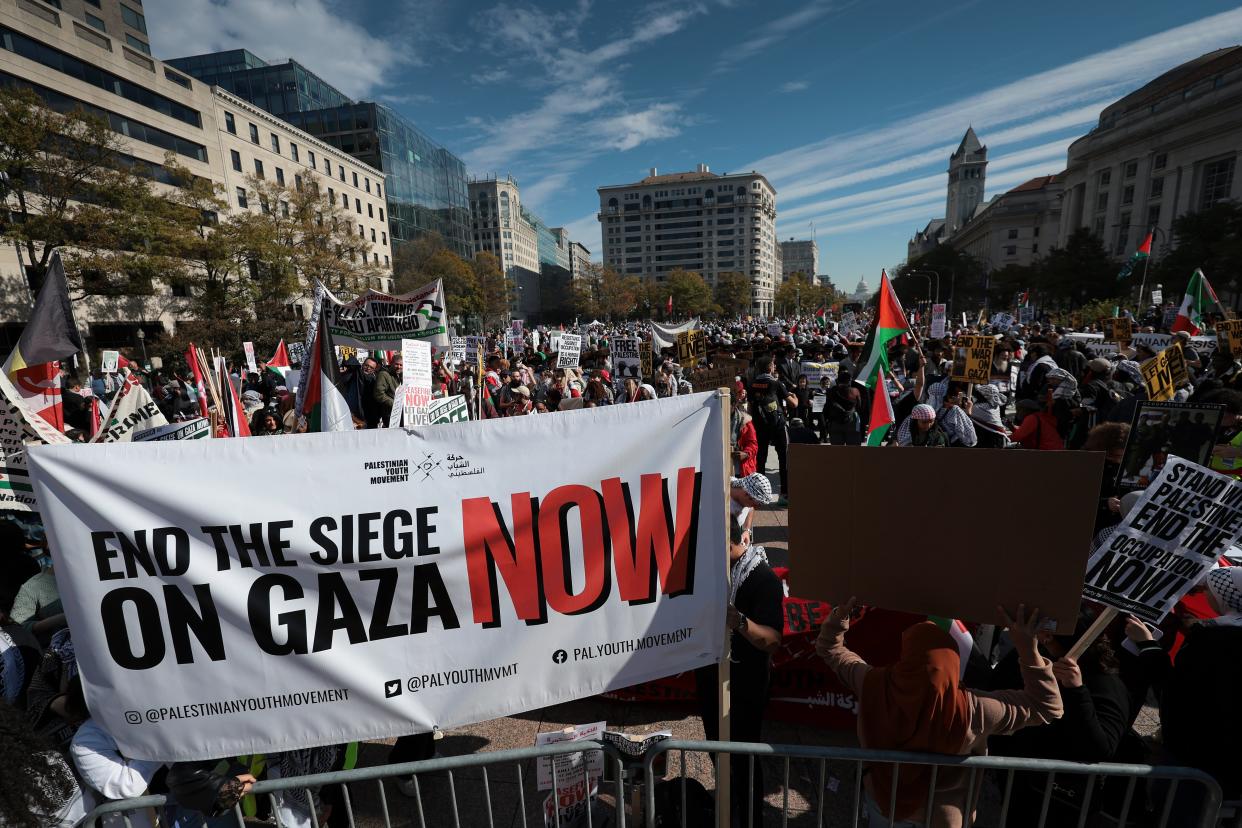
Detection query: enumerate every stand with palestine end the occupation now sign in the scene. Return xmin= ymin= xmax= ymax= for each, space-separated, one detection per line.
xmin=27 ymin=394 xmax=727 ymax=761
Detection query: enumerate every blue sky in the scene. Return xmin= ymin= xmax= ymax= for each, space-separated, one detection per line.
xmin=147 ymin=0 xmax=1242 ymax=290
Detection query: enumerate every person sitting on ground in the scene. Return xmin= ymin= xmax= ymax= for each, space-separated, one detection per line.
xmin=729 ymin=472 xmax=776 ymax=532
xmin=895 ymin=403 xmax=947 ymax=447
xmin=817 ymin=601 xmax=1062 ymax=828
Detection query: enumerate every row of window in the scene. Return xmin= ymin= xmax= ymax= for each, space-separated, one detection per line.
xmin=0 ymin=27 xmax=200 ymax=127
xmin=1095 ymin=155 xmax=1235 ymax=216
xmin=222 ymin=110 xmax=382 ymax=198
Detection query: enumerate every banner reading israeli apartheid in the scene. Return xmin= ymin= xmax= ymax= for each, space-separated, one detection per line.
xmin=27 ymin=393 xmax=727 ymax=762
xmin=320 ymin=279 xmax=449 ymax=351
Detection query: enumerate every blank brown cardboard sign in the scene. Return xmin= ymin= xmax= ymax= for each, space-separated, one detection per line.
xmin=789 ymin=446 xmax=1105 ymax=634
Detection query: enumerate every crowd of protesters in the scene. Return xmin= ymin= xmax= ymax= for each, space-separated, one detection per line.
xmin=5 ymin=310 xmax=1242 ymax=827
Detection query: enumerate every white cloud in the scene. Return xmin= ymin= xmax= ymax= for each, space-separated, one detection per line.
xmin=719 ymin=0 xmax=840 ymax=69
xmin=596 ymin=104 xmax=683 ymax=151
xmin=780 ymin=81 xmax=810 ymax=93
xmin=559 ymin=211 xmax=603 ymax=258
xmin=144 ymin=0 xmax=414 ymax=99
xmin=470 ymin=68 xmax=510 ymax=85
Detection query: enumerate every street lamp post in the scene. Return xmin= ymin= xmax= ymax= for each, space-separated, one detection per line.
xmin=909 ymin=269 xmax=940 ymax=303
xmin=136 ymin=326 xmax=147 ymax=365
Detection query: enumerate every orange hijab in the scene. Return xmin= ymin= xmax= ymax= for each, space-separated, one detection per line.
xmin=860 ymin=622 xmax=972 ymax=820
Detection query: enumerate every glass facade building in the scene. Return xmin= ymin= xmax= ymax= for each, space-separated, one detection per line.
xmin=168 ymin=50 xmax=472 ymax=258
xmin=521 ymin=205 xmax=570 ymax=269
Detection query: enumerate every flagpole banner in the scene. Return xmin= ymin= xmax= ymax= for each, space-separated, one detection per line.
xmin=0 ymin=367 xmax=70 ymax=510
xmin=650 ymin=320 xmax=699 ymax=351
xmin=1083 ymin=456 xmax=1242 ymax=624
xmin=27 ymin=393 xmax=727 ymax=761
xmin=320 ymin=279 xmax=449 ymax=351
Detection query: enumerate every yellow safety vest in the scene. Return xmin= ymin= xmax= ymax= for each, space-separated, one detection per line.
xmin=1210 ymin=430 xmax=1242 ymax=474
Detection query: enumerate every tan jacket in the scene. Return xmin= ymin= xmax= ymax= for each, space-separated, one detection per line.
xmin=816 ymin=617 xmax=1063 ymax=828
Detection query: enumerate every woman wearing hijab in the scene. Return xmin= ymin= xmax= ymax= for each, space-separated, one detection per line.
xmin=968 ymin=384 xmax=1011 ymax=448
xmin=895 ymin=404 xmax=948 ymax=447
xmin=817 ymin=601 xmax=1061 ymax=828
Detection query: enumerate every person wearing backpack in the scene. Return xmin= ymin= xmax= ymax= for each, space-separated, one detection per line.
xmin=748 ymin=356 xmax=798 ymax=503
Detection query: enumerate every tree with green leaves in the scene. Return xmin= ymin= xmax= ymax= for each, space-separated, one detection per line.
xmin=1149 ymin=201 xmax=1242 ymax=301
xmin=472 ymin=251 xmax=512 ymax=328
xmin=714 ymin=271 xmax=751 ymax=317
xmin=664 ymin=268 xmax=717 ymax=318
xmin=392 ymin=234 xmax=481 ymax=317
xmin=773 ymin=272 xmax=823 ymax=316
xmin=0 ymin=86 xmax=202 ymax=300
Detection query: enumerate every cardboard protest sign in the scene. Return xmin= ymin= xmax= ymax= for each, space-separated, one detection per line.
xmin=930 ymin=304 xmax=947 ymax=339
xmin=426 ymin=395 xmax=469 ymax=424
xmin=450 ymin=336 xmax=467 ymax=365
xmin=319 ymin=279 xmax=448 ymax=351
xmin=990 ymin=312 xmax=1014 ymax=332
xmin=1151 ymin=288 xmax=1163 ymax=305
xmin=338 ymin=345 xmax=359 ymax=363
xmin=557 ymin=333 xmax=582 ymax=368
xmin=134 ymin=418 xmax=211 ymax=442
xmin=639 ymin=342 xmax=653 ymax=380
xmin=690 ymin=330 xmax=707 ymax=366
xmin=1105 ymin=317 xmax=1134 ymax=343
xmin=1084 ymin=456 xmax=1242 ymax=624
xmin=612 ymin=337 xmax=641 ymax=389
xmin=287 ymin=342 xmax=305 ymax=367
xmin=1218 ymin=319 xmax=1242 ymax=355
xmin=949 ymin=335 xmax=995 ymax=383
xmin=1166 ymin=344 xmax=1190 ymax=387
xmin=536 ymin=721 xmax=605 ymax=790
xmin=465 ymin=336 xmax=487 ymax=364
xmin=767 ymin=323 xmax=781 ymax=339
xmin=26 ymin=393 xmax=727 ymax=761
xmin=399 ymin=339 xmax=433 ymax=428
xmin=1018 ymin=307 xmax=1035 ymax=325
xmin=243 ymin=342 xmax=258 ymax=375
xmin=101 ymin=350 xmax=120 ymax=374
xmin=789 ymin=446 xmax=1103 ymax=633
xmin=1118 ymin=401 xmax=1223 ymax=491
xmin=1140 ymin=350 xmax=1176 ymax=402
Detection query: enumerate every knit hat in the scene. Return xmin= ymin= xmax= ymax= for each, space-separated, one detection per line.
xmin=731 ymin=472 xmax=776 ymax=505
xmin=1206 ymin=567 xmax=1242 ymax=615
xmin=911 ymin=404 xmax=936 ymax=421
xmin=1087 ymin=358 xmax=1112 ymax=376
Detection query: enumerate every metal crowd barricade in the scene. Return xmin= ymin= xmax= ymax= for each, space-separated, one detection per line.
xmin=641 ymin=740 xmax=1225 ymax=828
xmin=83 ymin=740 xmax=628 ymax=828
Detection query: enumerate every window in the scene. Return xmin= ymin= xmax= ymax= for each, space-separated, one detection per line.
xmin=236 ymin=187 xmax=247 ymax=208
xmin=1007 ymin=228 xmax=1018 ymax=239
xmin=1116 ymin=212 xmax=1130 ymax=254
xmin=382 ymin=232 xmax=387 ymax=245
xmin=308 ymin=150 xmax=315 ymax=168
xmin=84 ymin=0 xmax=100 ymax=5
xmin=323 ymin=158 xmax=331 ymax=174
xmin=248 ymin=123 xmax=259 ymax=144
xmin=230 ymin=149 xmax=241 ymax=172
xmin=1032 ymin=244 xmax=1039 ymax=254
xmin=384 ymin=255 xmax=389 ymax=267
xmin=1200 ymin=156 xmax=1235 ymax=210
xmin=379 ymin=207 xmax=384 ymax=221
xmin=1153 ymin=152 xmax=1167 ymax=170
xmin=341 ymin=193 xmax=348 ymax=208
xmin=1096 ymin=192 xmax=1108 ymax=211
xmin=280 ymin=201 xmax=289 ymax=217
xmin=1033 ymin=226 xmax=1040 ymax=237
xmin=290 ymin=143 xmax=298 ymax=162
xmin=1099 ymin=169 xmax=1111 ymax=187
xmin=371 ymin=228 xmax=376 ymax=242
xmin=253 ymin=159 xmax=266 ymax=179
xmin=1150 ymin=177 xmax=1164 ymax=199
xmin=260 ymin=197 xmax=270 ymax=215
xmin=374 ymin=253 xmax=379 ymax=265
xmin=365 ymin=178 xmax=370 ymax=193
xmin=358 ymin=224 xmax=363 ymax=237
xmin=355 ymin=198 xmax=361 ymax=214
xmin=224 ymin=112 xmax=236 ymax=134
xmin=376 ymin=183 xmax=381 ymax=198
xmin=120 ymin=4 xmax=146 ymax=33
xmin=352 ymin=171 xmax=359 ymax=187
xmin=84 ymin=12 xmax=105 ymax=31
xmin=338 ymin=164 xmax=345 ymax=182
xmin=367 ymin=203 xmax=373 ymax=218
xmin=294 ymin=174 xmax=303 ymax=192
xmin=125 ymin=34 xmax=150 ymax=54
xmin=328 ymin=187 xmax=335 ymax=203
xmin=275 ymin=167 xmax=284 ymax=186
xmin=1122 ymin=185 xmax=1134 ymax=205
xmin=1093 ymin=216 xmax=1105 ymax=237
xmin=1147 ymin=204 xmax=1161 ymax=226
xmin=270 ymin=134 xmax=280 ymax=154
xmin=1124 ymin=160 xmax=1137 ymax=178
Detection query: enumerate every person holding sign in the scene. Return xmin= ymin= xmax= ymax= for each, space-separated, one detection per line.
xmin=1127 ymin=567 xmax=1242 ymax=806
xmin=816 ymin=602 xmax=1061 ymax=828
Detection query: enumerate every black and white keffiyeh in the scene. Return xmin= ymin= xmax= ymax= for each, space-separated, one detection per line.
xmin=729 ymin=545 xmax=769 ymax=604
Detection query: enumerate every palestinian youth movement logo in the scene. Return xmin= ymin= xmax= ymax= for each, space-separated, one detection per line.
xmin=414 ymin=452 xmax=441 ymax=481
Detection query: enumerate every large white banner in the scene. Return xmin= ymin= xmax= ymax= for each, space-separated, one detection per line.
xmin=320 ymin=279 xmax=449 ymax=351
xmin=28 ymin=394 xmax=727 ymax=761
xmin=650 ymin=320 xmax=699 ymax=351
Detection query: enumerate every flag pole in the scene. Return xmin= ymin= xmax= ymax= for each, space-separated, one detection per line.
xmin=1136 ymin=232 xmax=1152 ymax=317
xmin=715 ymin=386 xmax=732 ymax=828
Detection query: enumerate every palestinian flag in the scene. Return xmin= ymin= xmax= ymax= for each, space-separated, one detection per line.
xmin=216 ymin=357 xmax=251 ymax=437
xmin=814 ymin=307 xmax=828 ymax=329
xmin=267 ymin=339 xmax=292 ymax=384
xmin=298 ymin=305 xmax=353 ymax=432
xmin=3 ymin=252 xmax=83 ymax=431
xmin=1171 ymin=269 xmax=1222 ymax=336
xmin=666 ymin=295 xmax=673 ymax=316
xmin=186 ymin=344 xmax=210 ymax=418
xmin=929 ymin=616 xmax=974 ymax=680
xmin=864 ymin=378 xmax=894 ymax=447
xmin=1117 ymin=231 xmax=1153 ymax=281
xmin=855 ymin=270 xmax=910 ymax=389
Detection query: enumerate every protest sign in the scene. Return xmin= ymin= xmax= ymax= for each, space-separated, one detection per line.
xmin=1105 ymin=317 xmax=1133 ymax=343
xmin=1140 ymin=350 xmax=1176 ymax=402
xmin=1118 ymin=401 xmax=1223 ymax=491
xmin=1162 ymin=307 xmax=1179 ymax=330
xmin=319 ymin=279 xmax=449 ymax=351
xmin=800 ymin=362 xmax=839 ymax=387
xmin=450 ymin=336 xmax=467 ymax=365
xmin=930 ymin=304 xmax=947 ymax=339
xmin=536 ymin=722 xmax=605 ymax=790
xmin=767 ymin=323 xmax=781 ymax=339
xmin=949 ymin=335 xmax=994 ymax=383
xmin=839 ymin=312 xmax=857 ymax=337
xmin=789 ymin=446 xmax=1103 ymax=633
xmin=465 ymin=336 xmax=487 ymax=364
xmin=612 ymin=337 xmax=641 ymax=389
xmin=691 ymin=329 xmax=707 ymax=366
xmin=1151 ymin=288 xmax=1163 ymax=305
xmin=1083 ymin=456 xmax=1242 ymax=624
xmin=243 ymin=342 xmax=258 ymax=375
xmin=1018 ymin=307 xmax=1035 ymax=325
xmin=676 ymin=331 xmax=691 ymax=365
xmin=287 ymin=342 xmax=305 ymax=367
xmin=1218 ymin=318 xmax=1242 ymax=354
xmin=1166 ymin=344 xmax=1190 ymax=387
xmin=26 ymin=393 xmax=727 ymax=761
xmin=338 ymin=345 xmax=358 ymax=363
xmin=990 ymin=312 xmax=1014 ymax=332
xmin=639 ymin=343 xmax=653 ymax=381
xmin=91 ymin=381 xmax=168 ymax=443
xmin=1130 ymin=332 xmax=1217 ymax=358
xmin=400 ymin=339 xmax=433 ymax=428
xmin=549 ymin=331 xmax=563 ymax=354
xmin=426 ymin=395 xmax=469 ymax=424
xmin=0 ymin=369 xmax=70 ymax=511
xmin=134 ymin=419 xmax=211 ymax=442
xmin=101 ymin=350 xmax=120 ymax=374
xmin=557 ymin=333 xmax=582 ymax=368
